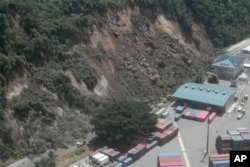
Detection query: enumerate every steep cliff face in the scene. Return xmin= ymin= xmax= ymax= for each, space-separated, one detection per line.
xmin=1 ymin=5 xmax=214 ymax=166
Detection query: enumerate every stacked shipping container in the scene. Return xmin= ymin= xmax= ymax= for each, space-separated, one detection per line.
xmin=182 ymin=108 xmax=210 ymax=122
xmin=157 ymin=153 xmax=184 ymax=167
xmin=127 ymin=143 xmax=147 ymax=161
xmin=216 ymin=128 xmax=250 ymax=153
xmin=209 ymin=154 xmax=229 ymax=167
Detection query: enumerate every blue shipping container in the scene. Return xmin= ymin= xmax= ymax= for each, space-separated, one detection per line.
xmin=123 ymin=157 xmax=133 ymax=167
xmin=117 ymin=155 xmax=128 ymax=162
xmin=174 ymin=113 xmax=182 ymax=121
xmin=211 ymin=160 xmax=229 ymax=167
xmin=166 ymin=122 xmax=173 ymax=129
xmin=113 ymin=162 xmax=124 ymax=167
xmin=175 ymin=106 xmax=184 ymax=113
xmin=161 ymin=111 xmax=169 ymax=118
xmin=158 ymin=153 xmax=180 ymax=157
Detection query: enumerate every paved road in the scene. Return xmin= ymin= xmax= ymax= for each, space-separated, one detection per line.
xmin=68 ymin=80 xmax=250 ymax=167
xmin=131 ymin=81 xmax=250 ymax=167
xmin=226 ymin=38 xmax=250 ymax=55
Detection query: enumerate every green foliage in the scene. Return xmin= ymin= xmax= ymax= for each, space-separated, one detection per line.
xmin=35 ymin=156 xmax=55 ymax=167
xmin=35 ymin=69 xmax=85 ymax=108
xmin=0 ymin=109 xmax=14 ymax=160
xmin=0 ymin=87 xmax=6 ymax=107
xmin=185 ymin=0 xmax=250 ymax=47
xmin=72 ymin=64 xmax=97 ymax=91
xmin=92 ymin=101 xmax=157 ymax=143
xmin=13 ymin=88 xmax=55 ymax=123
xmin=0 ymin=0 xmax=248 ymax=78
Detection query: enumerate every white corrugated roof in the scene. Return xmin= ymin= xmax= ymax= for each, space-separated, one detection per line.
xmin=93 ymin=152 xmax=105 ymax=159
xmin=239 ymin=73 xmax=248 ymax=79
xmin=244 ymin=63 xmax=250 ymax=68
xmin=242 ymin=45 xmax=250 ymax=52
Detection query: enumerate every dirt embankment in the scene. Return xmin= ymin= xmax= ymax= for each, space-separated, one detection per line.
xmin=72 ymin=6 xmax=214 ymax=103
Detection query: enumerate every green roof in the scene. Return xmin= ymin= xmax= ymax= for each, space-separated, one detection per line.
xmin=173 ymin=82 xmax=236 ymax=107
xmin=212 ymin=54 xmax=246 ymax=69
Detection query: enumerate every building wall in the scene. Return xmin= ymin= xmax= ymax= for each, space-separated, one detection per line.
xmin=213 ymin=60 xmax=245 ymax=80
xmin=214 ymin=66 xmax=243 ymax=80
xmin=175 ymin=99 xmax=224 ymax=112
xmin=223 ymin=93 xmax=235 ymax=112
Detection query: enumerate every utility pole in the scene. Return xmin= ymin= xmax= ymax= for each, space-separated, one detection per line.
xmin=201 ymin=107 xmax=211 ymax=162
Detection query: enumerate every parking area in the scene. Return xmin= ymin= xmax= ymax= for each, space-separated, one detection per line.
xmin=131 ymin=80 xmax=250 ymax=167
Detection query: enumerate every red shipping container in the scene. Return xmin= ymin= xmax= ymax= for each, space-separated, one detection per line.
xmin=208 ymin=112 xmax=216 ymax=123
xmin=155 ymin=132 xmax=170 ymax=145
xmin=155 ymin=122 xmax=168 ymax=132
xmin=169 ymin=126 xmax=179 ymax=135
xmin=135 ymin=143 xmax=147 ymax=155
xmin=198 ymin=111 xmax=209 ymax=122
xmin=107 ymin=151 xmax=120 ymax=161
xmin=209 ymin=154 xmax=229 ymax=161
xmin=102 ymin=148 xmax=114 ymax=155
xmin=135 ymin=143 xmax=146 ymax=151
xmin=159 ymin=157 xmax=181 ymax=163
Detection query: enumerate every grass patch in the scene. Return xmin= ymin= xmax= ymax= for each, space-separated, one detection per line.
xmin=55 ymin=145 xmax=89 ymax=167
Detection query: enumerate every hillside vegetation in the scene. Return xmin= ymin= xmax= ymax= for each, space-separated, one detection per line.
xmin=0 ymin=0 xmax=249 ymax=166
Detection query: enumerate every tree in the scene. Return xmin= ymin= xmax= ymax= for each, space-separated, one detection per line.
xmin=92 ymin=101 xmax=157 ymax=143
xmin=207 ymin=72 xmax=219 ymax=84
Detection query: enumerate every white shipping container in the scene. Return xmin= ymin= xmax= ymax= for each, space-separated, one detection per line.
xmin=97 ymin=155 xmax=109 ymax=165
xmin=156 ymin=108 xmax=165 ymax=115
xmin=92 ymin=153 xmax=105 ymax=163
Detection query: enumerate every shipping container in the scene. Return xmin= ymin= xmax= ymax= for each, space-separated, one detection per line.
xmin=237 ymin=127 xmax=248 ymax=133
xmin=211 ymin=160 xmax=229 ymax=167
xmin=155 ymin=123 xmax=168 ymax=132
xmin=146 ymin=140 xmax=158 ymax=151
xmin=108 ymin=151 xmax=121 ymax=161
xmin=209 ymin=154 xmax=229 ymax=167
xmin=113 ymin=162 xmax=124 ymax=167
xmin=154 ymin=132 xmax=170 ymax=145
xmin=92 ymin=152 xmax=105 ymax=162
xmin=147 ymin=135 xmax=157 ymax=144
xmin=123 ymin=157 xmax=133 ymax=167
xmin=208 ymin=112 xmax=216 ymax=123
xmin=89 ymin=150 xmax=99 ymax=159
xmin=175 ymin=106 xmax=185 ymax=114
xmin=161 ymin=110 xmax=169 ymax=118
xmin=98 ymin=155 xmax=109 ymax=165
xmin=166 ymin=121 xmax=173 ymax=129
xmin=158 ymin=152 xmax=183 ymax=167
xmin=128 ymin=148 xmax=140 ymax=161
xmin=174 ymin=113 xmax=182 ymax=122
xmin=156 ymin=108 xmax=166 ymax=116
xmin=117 ymin=155 xmax=128 ymax=162
xmin=197 ymin=111 xmax=209 ymax=122
xmin=227 ymin=130 xmax=240 ymax=136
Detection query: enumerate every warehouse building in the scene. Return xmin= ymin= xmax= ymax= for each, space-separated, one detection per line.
xmin=212 ymin=54 xmax=246 ymax=80
xmin=173 ymin=82 xmax=236 ymax=112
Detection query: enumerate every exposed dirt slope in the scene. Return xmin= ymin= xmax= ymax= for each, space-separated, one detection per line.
xmin=2 ymin=6 xmax=215 ymax=166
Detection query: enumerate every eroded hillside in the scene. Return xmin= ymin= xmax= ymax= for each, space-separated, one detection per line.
xmin=2 ymin=0 xmax=249 ymax=166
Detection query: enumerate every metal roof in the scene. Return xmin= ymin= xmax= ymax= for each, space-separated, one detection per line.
xmin=212 ymin=54 xmax=246 ymax=69
xmin=173 ymin=82 xmax=236 ymax=107
xmin=242 ymin=45 xmax=250 ymax=52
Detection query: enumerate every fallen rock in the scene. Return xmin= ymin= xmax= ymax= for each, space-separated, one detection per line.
xmin=150 ymin=74 xmax=160 ymax=82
